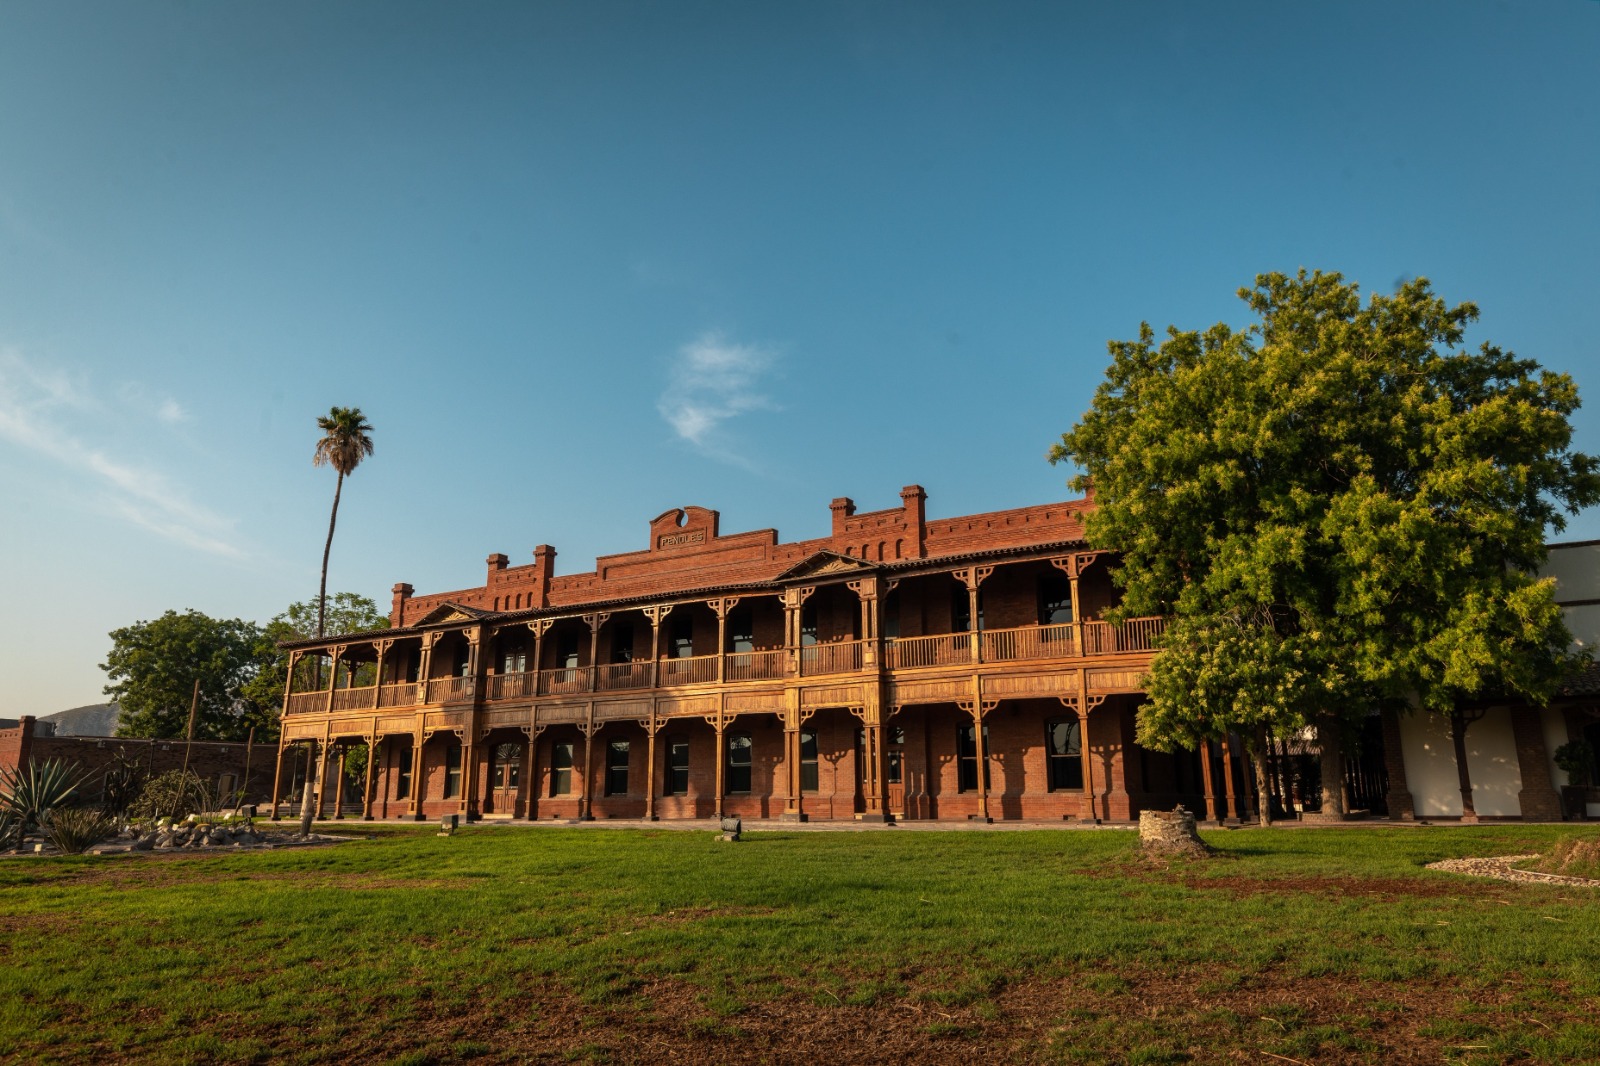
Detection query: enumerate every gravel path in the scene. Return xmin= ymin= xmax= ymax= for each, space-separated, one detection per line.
xmin=1426 ymin=854 xmax=1600 ymax=887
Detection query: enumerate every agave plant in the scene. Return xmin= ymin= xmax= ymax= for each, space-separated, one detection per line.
xmin=0 ymin=809 xmax=20 ymax=852
xmin=0 ymin=758 xmax=87 ymax=837
xmin=41 ymin=808 xmax=117 ymax=855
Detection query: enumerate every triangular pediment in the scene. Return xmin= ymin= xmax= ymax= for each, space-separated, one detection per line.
xmin=412 ymin=602 xmax=495 ymax=628
xmin=776 ymin=551 xmax=876 ymax=581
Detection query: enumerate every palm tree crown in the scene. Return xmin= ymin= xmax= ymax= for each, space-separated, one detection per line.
xmin=313 ymin=407 xmax=375 ymax=476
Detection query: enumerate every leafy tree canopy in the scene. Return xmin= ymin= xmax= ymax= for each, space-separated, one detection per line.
xmin=1051 ymin=270 xmax=1600 ymax=752
xmin=240 ymin=593 xmax=389 ymax=734
xmin=103 ymin=611 xmax=267 ymax=741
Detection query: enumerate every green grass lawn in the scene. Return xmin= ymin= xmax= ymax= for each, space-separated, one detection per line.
xmin=2 ymin=823 xmax=1598 ymax=1065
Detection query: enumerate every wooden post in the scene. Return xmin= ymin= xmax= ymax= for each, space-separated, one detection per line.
xmin=362 ymin=736 xmax=377 ymax=820
xmin=645 ymin=717 xmax=658 ymax=821
xmin=180 ymin=677 xmax=200 ymax=781
xmin=580 ymin=716 xmax=595 ymax=821
xmin=269 ymin=733 xmax=286 ymax=821
xmin=334 ymin=745 xmax=348 ymax=819
xmin=970 ymin=704 xmax=990 ymax=822
xmin=410 ymin=730 xmax=425 ymax=821
xmin=1219 ymin=732 xmax=1239 ymax=824
xmin=1199 ymin=739 xmax=1218 ymax=825
xmin=713 ymin=717 xmax=726 ymax=818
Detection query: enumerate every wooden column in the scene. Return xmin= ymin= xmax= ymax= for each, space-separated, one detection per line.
xmin=957 ymin=568 xmax=993 ymax=662
xmin=300 ymin=742 xmax=316 ymax=817
xmin=1218 ymin=733 xmax=1238 ymax=823
xmin=1052 ymin=553 xmax=1103 ymax=656
xmin=583 ymin=614 xmax=608 ymax=693
xmin=713 ymin=716 xmax=726 ymax=818
xmin=462 ymin=627 xmax=487 ymax=820
xmin=782 ymin=588 xmax=814 ymax=677
xmin=519 ymin=728 xmax=537 ymax=819
xmin=643 ymin=606 xmax=672 ymax=689
xmin=372 ymin=642 xmax=390 ymax=708
xmin=410 ymin=729 xmax=425 ymax=821
xmin=1199 ymin=739 xmax=1218 ymax=825
xmin=270 ymin=736 xmax=287 ymax=821
xmin=334 ymin=745 xmax=348 ymax=819
xmin=324 ymin=646 xmax=347 ymax=714
xmin=968 ymin=701 xmax=992 ymax=822
xmin=579 ymin=713 xmax=596 ymax=821
xmin=526 ymin=619 xmax=552 ymax=696
xmin=362 ymin=736 xmax=378 ymax=820
xmin=644 ymin=714 xmax=658 ymax=821
xmin=711 ymin=598 xmax=739 ymax=684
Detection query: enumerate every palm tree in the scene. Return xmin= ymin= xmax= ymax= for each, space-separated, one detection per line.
xmin=312 ymin=407 xmax=375 ymax=641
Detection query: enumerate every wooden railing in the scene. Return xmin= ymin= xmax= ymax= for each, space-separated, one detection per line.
xmin=425 ymin=675 xmax=476 ymax=703
xmin=885 ymin=633 xmax=972 ymax=670
xmin=800 ymin=640 xmax=864 ymax=676
xmin=540 ymin=667 xmax=591 ymax=695
xmin=597 ymin=661 xmax=654 ymax=691
xmin=725 ymin=649 xmax=786 ymax=682
xmin=1081 ymin=617 xmax=1167 ymax=655
xmin=488 ymin=671 xmax=537 ymax=701
xmin=981 ymin=623 xmax=1076 ymax=663
xmin=331 ymin=685 xmax=376 ymax=711
xmin=286 ymin=691 xmax=327 ymax=715
xmin=378 ymin=682 xmax=419 ymax=708
xmin=281 ymin=619 xmax=1172 ymax=719
xmin=659 ymin=654 xmax=717 ymax=687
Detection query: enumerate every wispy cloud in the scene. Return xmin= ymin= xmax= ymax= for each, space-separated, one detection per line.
xmin=0 ymin=348 xmax=242 ymax=558
xmin=657 ymin=332 xmax=778 ymax=463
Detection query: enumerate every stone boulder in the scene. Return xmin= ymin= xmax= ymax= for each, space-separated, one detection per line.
xmin=1138 ymin=807 xmax=1212 ymax=858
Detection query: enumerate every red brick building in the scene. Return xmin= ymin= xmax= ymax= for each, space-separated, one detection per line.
xmin=272 ymin=486 xmax=1253 ymax=824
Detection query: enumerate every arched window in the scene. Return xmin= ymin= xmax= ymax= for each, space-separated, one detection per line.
xmin=726 ymin=734 xmax=752 ymax=793
xmin=491 ymin=743 xmax=521 ymax=789
xmin=1046 ymin=717 xmax=1084 ymax=790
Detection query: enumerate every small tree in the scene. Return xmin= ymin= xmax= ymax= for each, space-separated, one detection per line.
xmin=1052 ymin=271 xmax=1600 ymax=820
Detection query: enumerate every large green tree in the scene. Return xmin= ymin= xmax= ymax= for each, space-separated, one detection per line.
xmin=1052 ymin=271 xmax=1600 ymax=817
xmin=103 ymin=610 xmax=269 ymax=741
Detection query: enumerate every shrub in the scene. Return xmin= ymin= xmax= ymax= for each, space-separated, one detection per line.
xmin=41 ymin=808 xmax=118 ymax=855
xmin=1554 ymin=739 xmax=1596 ymax=788
xmin=0 ymin=758 xmax=87 ymax=836
xmin=129 ymin=770 xmax=218 ymax=821
xmin=99 ymin=749 xmax=147 ymax=817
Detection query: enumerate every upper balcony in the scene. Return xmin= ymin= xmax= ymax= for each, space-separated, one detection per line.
xmin=282 ymin=616 xmax=1166 ymax=716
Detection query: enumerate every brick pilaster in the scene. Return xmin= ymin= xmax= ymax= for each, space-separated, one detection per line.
xmin=1381 ymin=708 xmax=1415 ymax=820
xmin=1512 ymin=704 xmax=1563 ymax=822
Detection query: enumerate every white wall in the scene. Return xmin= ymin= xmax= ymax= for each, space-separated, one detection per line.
xmin=1398 ymin=708 xmax=1524 ymax=818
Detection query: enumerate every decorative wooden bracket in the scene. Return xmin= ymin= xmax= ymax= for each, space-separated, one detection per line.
xmin=581 ymin=612 xmax=611 ymax=632
xmin=525 ymin=618 xmax=555 ymax=638
xmin=519 ymin=724 xmax=547 ymax=740
xmin=1051 ymin=552 xmax=1106 ymax=580
xmin=709 ymin=597 xmax=742 ymax=620
xmin=782 ymin=586 xmax=817 ymax=609
xmin=1057 ymin=694 xmax=1107 ymax=714
xmin=955 ymin=566 xmax=995 ymax=592
xmin=642 ymin=604 xmax=674 ymax=626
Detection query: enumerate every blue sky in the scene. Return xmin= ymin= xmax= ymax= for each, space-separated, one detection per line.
xmin=2 ymin=1 xmax=1597 ymax=715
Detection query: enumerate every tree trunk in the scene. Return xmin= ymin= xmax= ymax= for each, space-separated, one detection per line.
xmin=317 ymin=470 xmax=345 ymax=640
xmin=1316 ymin=714 xmax=1346 ymax=819
xmin=313 ymin=470 xmax=344 ymax=690
xmin=1253 ymin=724 xmax=1274 ymax=827
xmin=1450 ymin=711 xmax=1479 ymax=823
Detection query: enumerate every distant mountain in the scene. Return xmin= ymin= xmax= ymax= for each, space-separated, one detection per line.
xmin=39 ymin=702 xmax=122 ymax=737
